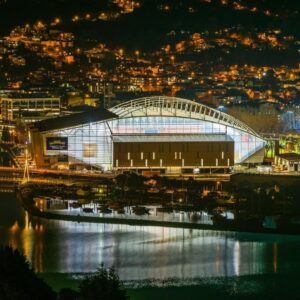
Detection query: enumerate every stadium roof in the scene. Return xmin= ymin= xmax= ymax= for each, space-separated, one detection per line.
xmin=276 ymin=153 xmax=300 ymax=161
xmin=110 ymin=96 xmax=261 ymax=137
xmin=32 ymin=96 xmax=263 ymax=141
xmin=33 ymin=108 xmax=117 ymax=132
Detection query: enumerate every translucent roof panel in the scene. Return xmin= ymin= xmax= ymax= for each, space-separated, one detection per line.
xmin=112 ymin=134 xmax=234 ymax=143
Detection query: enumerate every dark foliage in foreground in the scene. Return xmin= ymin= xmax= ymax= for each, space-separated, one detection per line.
xmin=0 ymin=245 xmax=56 ymax=300
xmin=0 ymin=245 xmax=129 ymax=300
xmin=78 ymin=266 xmax=129 ymax=300
xmin=59 ymin=265 xmax=129 ymax=300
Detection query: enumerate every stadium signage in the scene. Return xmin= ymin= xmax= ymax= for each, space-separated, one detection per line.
xmin=46 ymin=137 xmax=68 ymax=150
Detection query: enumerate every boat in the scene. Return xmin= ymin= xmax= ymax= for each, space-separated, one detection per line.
xmin=132 ymin=206 xmax=150 ymax=216
xmin=148 ymin=188 xmax=160 ymax=194
xmin=216 ymin=196 xmax=236 ymax=205
xmin=70 ymin=202 xmax=82 ymax=208
xmin=108 ymin=201 xmax=124 ymax=210
xmin=211 ymin=213 xmax=230 ymax=226
xmin=97 ymin=205 xmax=112 ymax=214
xmin=117 ymin=208 xmax=125 ymax=214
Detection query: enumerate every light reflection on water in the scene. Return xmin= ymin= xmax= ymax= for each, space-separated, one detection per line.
xmin=1 ymin=193 xmax=300 ymax=281
xmin=52 ymin=205 xmax=215 ymax=225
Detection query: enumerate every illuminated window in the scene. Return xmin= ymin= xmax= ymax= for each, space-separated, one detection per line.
xmin=130 ymin=159 xmax=133 ymax=167
xmin=127 ymin=152 xmax=130 ymax=160
xmin=182 ymin=159 xmax=184 ymax=167
xmin=160 ymin=159 xmax=163 ymax=167
xmin=175 ymin=152 xmax=177 ymax=159
xmin=227 ymin=158 xmax=230 ymax=166
xmin=116 ymin=159 xmax=118 ymax=167
xmin=221 ymin=151 xmax=224 ymax=159
xmin=216 ymin=158 xmax=218 ymax=166
xmin=152 ymin=152 xmax=155 ymax=160
xmin=83 ymin=144 xmax=97 ymax=158
xmin=145 ymin=159 xmax=148 ymax=167
xmin=179 ymin=152 xmax=182 ymax=159
xmin=201 ymin=158 xmax=204 ymax=166
xmin=141 ymin=152 xmax=144 ymax=159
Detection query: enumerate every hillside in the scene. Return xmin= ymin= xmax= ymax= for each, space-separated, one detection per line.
xmin=0 ymin=0 xmax=299 ymax=52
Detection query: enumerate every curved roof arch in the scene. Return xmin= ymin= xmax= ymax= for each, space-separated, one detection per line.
xmin=110 ymin=96 xmax=261 ymax=137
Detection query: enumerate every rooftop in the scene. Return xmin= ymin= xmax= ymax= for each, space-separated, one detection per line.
xmin=33 ymin=108 xmax=118 ymax=132
xmin=276 ymin=153 xmax=300 ymax=161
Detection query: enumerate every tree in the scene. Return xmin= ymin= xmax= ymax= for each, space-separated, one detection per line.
xmin=1 ymin=127 xmax=11 ymax=142
xmin=14 ymin=118 xmax=27 ymax=144
xmin=0 ymin=245 xmax=56 ymax=300
xmin=78 ymin=265 xmax=129 ymax=300
xmin=58 ymin=288 xmax=79 ymax=300
xmin=227 ymin=104 xmax=282 ymax=133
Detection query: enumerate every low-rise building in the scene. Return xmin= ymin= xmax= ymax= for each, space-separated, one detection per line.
xmin=0 ymin=95 xmax=60 ymax=123
xmin=274 ymin=153 xmax=300 ymax=172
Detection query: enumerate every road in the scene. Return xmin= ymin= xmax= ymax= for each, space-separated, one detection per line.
xmin=0 ymin=166 xmax=116 ymax=178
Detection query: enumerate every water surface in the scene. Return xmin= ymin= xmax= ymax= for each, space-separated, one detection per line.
xmin=1 ymin=193 xmax=300 ymax=280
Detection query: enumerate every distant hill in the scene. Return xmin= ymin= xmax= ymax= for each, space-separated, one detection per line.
xmin=0 ymin=0 xmax=112 ymax=33
xmin=0 ymin=0 xmax=299 ymax=51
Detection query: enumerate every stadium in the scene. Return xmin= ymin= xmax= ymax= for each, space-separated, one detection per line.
xmin=29 ymin=96 xmax=266 ymax=173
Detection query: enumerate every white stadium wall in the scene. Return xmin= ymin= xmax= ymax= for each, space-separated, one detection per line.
xmin=42 ymin=96 xmax=266 ymax=170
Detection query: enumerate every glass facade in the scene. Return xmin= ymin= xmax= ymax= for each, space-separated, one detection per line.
xmin=44 ymin=121 xmax=113 ymax=170
xmin=44 ymin=115 xmax=265 ymax=170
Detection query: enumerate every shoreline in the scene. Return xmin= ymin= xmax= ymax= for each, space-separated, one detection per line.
xmin=14 ymin=186 xmax=300 ymax=236
xmin=24 ymin=204 xmax=300 ymax=236
xmin=39 ymin=272 xmax=300 ymax=300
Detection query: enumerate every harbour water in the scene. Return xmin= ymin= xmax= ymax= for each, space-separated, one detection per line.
xmin=2 ymin=192 xmax=300 ymax=298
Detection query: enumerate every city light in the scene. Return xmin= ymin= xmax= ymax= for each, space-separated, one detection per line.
xmin=0 ymin=1 xmax=300 ymax=298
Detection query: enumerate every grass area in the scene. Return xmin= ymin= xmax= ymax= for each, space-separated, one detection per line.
xmin=39 ymin=273 xmax=81 ymax=292
xmin=38 ymin=273 xmax=254 ymax=299
xmin=40 ymin=273 xmax=240 ymax=299
xmin=39 ymin=272 xmax=300 ymax=300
